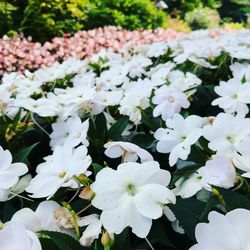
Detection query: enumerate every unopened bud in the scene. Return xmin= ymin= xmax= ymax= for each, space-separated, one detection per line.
xmin=79 ymin=186 xmax=95 ymax=200
xmin=77 ymin=174 xmax=91 ymax=185
xmin=101 ymin=230 xmax=115 ymax=249
xmin=5 ymin=127 xmax=15 ymax=141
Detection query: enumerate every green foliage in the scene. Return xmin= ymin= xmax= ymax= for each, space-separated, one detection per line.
xmin=39 ymin=231 xmax=84 ymax=250
xmin=84 ymin=0 xmax=167 ymax=30
xmin=219 ymin=0 xmax=250 ymax=22
xmin=164 ymin=0 xmax=222 ymax=18
xmin=0 ymin=0 xmax=168 ymax=42
xmin=0 ymin=0 xmax=17 ymax=36
xmin=185 ymin=7 xmax=221 ymax=29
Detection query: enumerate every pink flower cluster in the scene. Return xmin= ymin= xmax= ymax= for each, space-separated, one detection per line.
xmin=0 ymin=26 xmax=183 ymax=75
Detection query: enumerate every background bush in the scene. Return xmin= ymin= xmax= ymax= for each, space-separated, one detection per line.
xmin=0 ymin=0 xmax=168 ymax=42
xmin=185 ymin=7 xmax=220 ymax=29
xmin=164 ymin=0 xmax=250 ymax=25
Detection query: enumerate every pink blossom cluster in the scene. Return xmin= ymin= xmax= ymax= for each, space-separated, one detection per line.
xmin=0 ymin=26 xmax=183 ymax=75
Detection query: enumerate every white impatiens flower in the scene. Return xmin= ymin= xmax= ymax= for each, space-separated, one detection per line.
xmin=26 ymin=145 xmax=92 ymax=198
xmin=50 ymin=116 xmax=89 ymax=150
xmin=168 ymin=70 xmax=202 ymax=97
xmin=212 ymin=78 xmax=250 ymax=115
xmin=0 ymin=174 xmax=32 ymax=202
xmin=0 ymin=221 xmax=42 ymax=250
xmin=190 ymin=208 xmax=250 ymax=250
xmin=203 ymin=113 xmax=250 ymax=153
xmin=11 ymin=201 xmax=61 ymax=232
xmin=0 ymin=146 xmax=28 ymax=199
xmin=91 ymin=161 xmax=175 ymax=238
xmin=198 ymin=154 xmax=237 ymax=190
xmin=233 ymin=137 xmax=250 ymax=178
xmin=230 ymin=62 xmax=250 ymax=81
xmin=152 ymin=86 xmax=190 ymax=120
xmin=119 ymin=78 xmax=152 ymax=124
xmin=173 ymin=173 xmax=203 ymax=198
xmin=78 ymin=214 xmax=102 ymax=247
xmin=155 ymin=114 xmax=204 ymax=166
xmin=104 ymin=141 xmax=153 ymax=163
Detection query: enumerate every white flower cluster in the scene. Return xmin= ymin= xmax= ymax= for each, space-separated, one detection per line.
xmin=1 ymin=29 xmax=250 ymax=249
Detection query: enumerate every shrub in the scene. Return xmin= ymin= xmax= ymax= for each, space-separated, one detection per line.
xmin=84 ymin=0 xmax=168 ymax=30
xmin=185 ymin=7 xmax=221 ymax=29
xmin=0 ymin=0 xmax=168 ymax=42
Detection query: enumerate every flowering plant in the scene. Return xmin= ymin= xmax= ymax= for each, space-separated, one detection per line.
xmin=0 ymin=29 xmax=250 ymax=249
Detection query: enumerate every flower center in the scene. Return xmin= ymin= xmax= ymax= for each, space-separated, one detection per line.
xmin=59 ymin=171 xmax=66 ymax=179
xmin=226 ymin=135 xmax=234 ymax=143
xmin=180 ymin=135 xmax=187 ymax=141
xmin=127 ymin=183 xmax=136 ymax=196
xmin=167 ymin=96 xmax=175 ymax=103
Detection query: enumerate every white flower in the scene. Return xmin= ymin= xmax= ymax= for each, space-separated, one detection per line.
xmin=50 ymin=117 xmax=89 ymax=150
xmin=155 ymin=114 xmax=204 ymax=166
xmin=11 ymin=201 xmax=61 ymax=232
xmin=119 ymin=78 xmax=153 ymax=124
xmin=163 ymin=206 xmax=185 ymax=234
xmin=198 ymin=154 xmax=237 ymax=189
xmin=173 ymin=173 xmax=203 ymax=198
xmin=152 ymin=85 xmax=190 ymax=120
xmin=190 ymin=208 xmax=250 ymax=250
xmin=233 ymin=137 xmax=250 ymax=178
xmin=203 ymin=113 xmax=250 ymax=153
xmin=78 ymin=214 xmax=102 ymax=247
xmin=147 ymin=62 xmax=175 ymax=86
xmin=168 ymin=70 xmax=202 ymax=96
xmin=26 ymin=145 xmax=92 ymax=198
xmin=91 ymin=161 xmax=176 ymax=238
xmin=212 ymin=78 xmax=250 ymax=115
xmin=0 ymin=221 xmax=41 ymax=250
xmin=230 ymin=62 xmax=250 ymax=81
xmin=0 ymin=174 xmax=32 ymax=202
xmin=0 ymin=146 xmax=28 ymax=198
xmin=104 ymin=141 xmax=153 ymax=163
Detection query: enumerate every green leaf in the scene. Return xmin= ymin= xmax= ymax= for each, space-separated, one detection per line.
xmin=13 ymin=142 xmax=40 ymax=164
xmin=113 ymin=229 xmax=132 ymax=250
xmin=107 ymin=116 xmax=129 ymax=141
xmin=132 ymin=134 xmax=155 ymax=148
xmin=169 ymin=198 xmax=209 ymax=240
xmin=40 ymin=238 xmax=59 ymax=250
xmin=39 ymin=231 xmax=84 ymax=250
xmin=88 ymin=113 xmax=107 ymax=145
xmin=215 ymin=187 xmax=250 ymax=211
xmin=92 ymin=163 xmax=103 ymax=176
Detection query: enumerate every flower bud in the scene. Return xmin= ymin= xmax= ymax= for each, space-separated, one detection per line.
xmin=79 ymin=186 xmax=95 ymax=200
xmin=101 ymin=230 xmax=115 ymax=249
xmin=77 ymin=174 xmax=91 ymax=185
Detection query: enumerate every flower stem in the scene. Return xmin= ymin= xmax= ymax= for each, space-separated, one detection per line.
xmin=145 ymin=237 xmax=155 ymax=250
xmin=76 ymin=203 xmax=92 ymax=216
xmin=31 ymin=112 xmax=50 ymax=136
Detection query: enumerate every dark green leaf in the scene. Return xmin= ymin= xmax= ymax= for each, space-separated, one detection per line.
xmin=13 ymin=142 xmax=40 ymax=164
xmin=216 ymin=187 xmax=250 ymax=211
xmin=92 ymin=163 xmax=103 ymax=176
xmin=132 ymin=134 xmax=155 ymax=148
xmin=39 ymin=231 xmax=84 ymax=250
xmin=108 ymin=116 xmax=129 ymax=140
xmin=169 ymin=198 xmax=208 ymax=240
xmin=113 ymin=229 xmax=132 ymax=250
